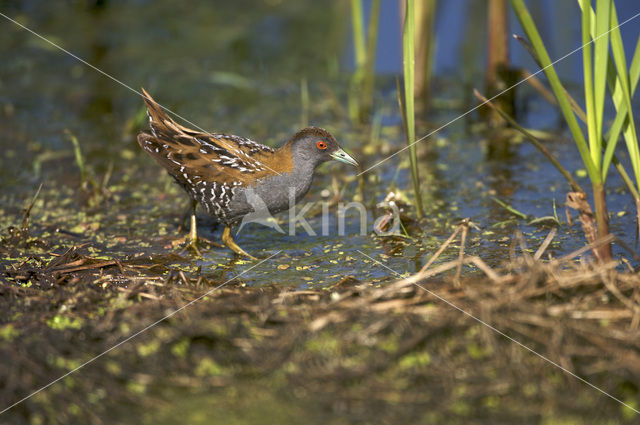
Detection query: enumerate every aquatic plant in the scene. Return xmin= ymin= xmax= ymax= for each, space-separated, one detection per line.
xmin=414 ymin=0 xmax=438 ymax=108
xmin=65 ymin=130 xmax=112 ymax=207
xmin=510 ymin=0 xmax=640 ymax=261
xmin=484 ymin=0 xmax=515 ymax=124
xmin=348 ymin=0 xmax=380 ymax=124
xmin=402 ymin=0 xmax=424 ymax=218
xmin=66 ymin=129 xmax=89 ymax=188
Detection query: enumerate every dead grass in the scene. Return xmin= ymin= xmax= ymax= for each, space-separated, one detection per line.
xmin=1 ymin=229 xmax=639 ymax=424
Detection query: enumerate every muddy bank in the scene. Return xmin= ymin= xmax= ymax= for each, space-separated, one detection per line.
xmin=2 ymin=240 xmax=639 ymax=424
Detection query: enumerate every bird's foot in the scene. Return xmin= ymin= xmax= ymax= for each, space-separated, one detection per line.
xmin=222 ymin=226 xmax=258 ymax=260
xmin=228 ymin=243 xmax=258 ymax=261
xmin=174 ymin=235 xmax=223 ymax=257
xmin=177 ymin=235 xmax=203 ymax=257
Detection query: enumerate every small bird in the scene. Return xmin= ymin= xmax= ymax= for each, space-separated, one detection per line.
xmin=137 ymin=89 xmax=358 ymax=259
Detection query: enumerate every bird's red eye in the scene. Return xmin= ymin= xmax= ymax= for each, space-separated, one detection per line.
xmin=317 ymin=140 xmax=327 ymax=150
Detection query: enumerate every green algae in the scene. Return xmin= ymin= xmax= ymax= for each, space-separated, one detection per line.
xmin=46 ymin=315 xmax=84 ymax=331
xmin=0 ymin=324 xmax=19 ymax=341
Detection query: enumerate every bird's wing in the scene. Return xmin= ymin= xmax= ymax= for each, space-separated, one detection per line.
xmin=138 ymin=88 xmax=292 ymax=189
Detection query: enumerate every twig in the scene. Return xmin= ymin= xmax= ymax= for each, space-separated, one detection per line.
xmin=420 ymin=220 xmax=466 ymax=273
xmin=467 ymin=256 xmax=504 ymax=282
xmin=534 ymin=227 xmax=557 ymax=260
xmin=611 ymin=235 xmax=640 ymax=265
xmin=51 ymin=260 xmax=121 ymax=274
xmin=516 ymin=230 xmax=532 ymax=262
xmin=475 ymin=90 xmax=583 ymax=193
xmin=518 ymin=69 xmax=558 ymax=107
xmin=553 ymin=234 xmax=616 ymax=265
xmin=371 ymin=254 xmax=503 ymax=302
xmin=512 ymin=35 xmax=588 ymax=123
xmin=602 ymin=274 xmax=638 ymax=314
xmin=21 ymin=183 xmax=43 ymax=233
xmin=455 ymin=224 xmax=469 ymax=286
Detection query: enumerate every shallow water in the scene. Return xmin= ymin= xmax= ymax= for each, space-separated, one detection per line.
xmin=2 ymin=0 xmax=639 ymax=275
xmin=2 ymin=1 xmax=640 ymax=424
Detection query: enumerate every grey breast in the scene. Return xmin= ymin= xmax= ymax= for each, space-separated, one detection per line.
xmin=226 ymin=164 xmax=316 ymax=225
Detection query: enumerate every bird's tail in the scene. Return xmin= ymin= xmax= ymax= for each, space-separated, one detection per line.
xmin=141 ymin=88 xmax=177 ymax=134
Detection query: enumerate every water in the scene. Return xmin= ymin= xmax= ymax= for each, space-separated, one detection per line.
xmin=2 ymin=0 xmax=639 ymax=272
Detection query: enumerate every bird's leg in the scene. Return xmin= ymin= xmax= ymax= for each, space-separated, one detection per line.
xmin=222 ymin=226 xmax=257 ymax=260
xmin=188 ymin=200 xmax=198 ymax=245
xmin=178 ymin=200 xmax=202 ymax=257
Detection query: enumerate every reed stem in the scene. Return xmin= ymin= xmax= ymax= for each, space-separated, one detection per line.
xmin=403 ymin=0 xmax=424 ymax=218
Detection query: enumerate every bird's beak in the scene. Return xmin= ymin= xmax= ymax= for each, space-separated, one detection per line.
xmin=331 ymin=148 xmax=359 ymax=167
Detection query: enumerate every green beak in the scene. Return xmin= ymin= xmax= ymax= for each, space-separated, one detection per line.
xmin=331 ymin=148 xmax=359 ymax=167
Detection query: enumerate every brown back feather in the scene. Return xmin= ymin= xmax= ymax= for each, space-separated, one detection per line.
xmin=137 ymin=89 xmax=293 ymax=190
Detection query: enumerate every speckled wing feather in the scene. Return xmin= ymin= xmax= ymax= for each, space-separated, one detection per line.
xmin=137 ymin=89 xmax=292 ymax=220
